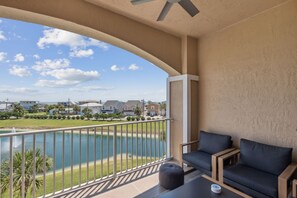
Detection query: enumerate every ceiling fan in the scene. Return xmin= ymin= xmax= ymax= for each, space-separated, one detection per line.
xmin=131 ymin=0 xmax=199 ymax=21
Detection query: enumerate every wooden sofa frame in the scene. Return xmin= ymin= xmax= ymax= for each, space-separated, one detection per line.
xmin=180 ymin=140 xmax=235 ymax=180
xmin=218 ymin=149 xmax=297 ymax=198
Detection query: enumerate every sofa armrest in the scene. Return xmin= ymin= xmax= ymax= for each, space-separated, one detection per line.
xmin=180 ymin=140 xmax=199 ymax=148
xmin=211 ymin=148 xmax=236 ymax=179
xmin=180 ymin=140 xmax=199 ymax=167
xmin=278 ymin=162 xmax=297 ymax=198
xmin=218 ymin=149 xmax=240 ymax=182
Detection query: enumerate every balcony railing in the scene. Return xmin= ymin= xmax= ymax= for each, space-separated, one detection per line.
xmin=0 ymin=119 xmax=169 ymax=198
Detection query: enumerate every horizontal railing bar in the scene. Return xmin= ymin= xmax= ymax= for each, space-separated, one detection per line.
xmin=0 ymin=119 xmax=172 ymax=137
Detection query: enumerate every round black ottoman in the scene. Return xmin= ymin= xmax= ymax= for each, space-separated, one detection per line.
xmin=159 ymin=163 xmax=184 ymax=190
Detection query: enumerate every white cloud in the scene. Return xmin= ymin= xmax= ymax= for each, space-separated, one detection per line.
xmin=32 ymin=58 xmax=70 ymax=71
xmin=70 ymin=49 xmax=94 ymax=58
xmin=41 ymin=68 xmax=100 ymax=81
xmin=33 ymin=54 xmax=40 ymax=59
xmin=0 ymin=52 xmax=7 ymax=62
xmin=111 ymin=65 xmax=123 ymax=71
xmin=9 ymin=66 xmax=31 ymax=77
xmin=14 ymin=53 xmax=25 ymax=62
xmin=0 ymin=20 xmax=2 ymax=24
xmin=128 ymin=64 xmax=140 ymax=71
xmin=37 ymin=28 xmax=109 ymax=50
xmin=35 ymin=79 xmax=81 ymax=88
xmin=0 ymin=31 xmax=6 ymax=41
xmin=71 ymin=86 xmax=114 ymax=92
xmin=0 ymin=87 xmax=38 ymax=94
xmin=36 ymin=68 xmax=100 ymax=88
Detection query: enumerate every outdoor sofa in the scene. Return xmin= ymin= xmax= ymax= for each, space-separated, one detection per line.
xmin=218 ymin=139 xmax=297 ymax=198
xmin=180 ymin=131 xmax=234 ymax=179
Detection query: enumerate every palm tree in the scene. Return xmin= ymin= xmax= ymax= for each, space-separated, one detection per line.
xmin=134 ymin=106 xmax=142 ymax=117
xmin=82 ymin=107 xmax=92 ymax=120
xmin=12 ymin=104 xmax=25 ymax=118
xmin=30 ymin=104 xmax=39 ymax=113
xmin=57 ymin=105 xmax=65 ymax=114
xmin=73 ymin=105 xmax=81 ymax=115
xmin=0 ymin=149 xmax=52 ymax=197
xmin=159 ymin=102 xmax=166 ymax=116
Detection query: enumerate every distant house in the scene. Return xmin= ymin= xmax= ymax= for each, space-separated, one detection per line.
xmin=49 ymin=108 xmax=58 ymax=115
xmin=102 ymin=100 xmax=124 ymax=114
xmin=49 ymin=108 xmax=74 ymax=115
xmin=58 ymin=100 xmax=77 ymax=107
xmin=19 ymin=101 xmax=39 ymax=111
xmin=122 ymin=100 xmax=142 ymax=116
xmin=146 ymin=103 xmax=160 ymax=116
xmin=78 ymin=100 xmax=101 ymax=105
xmin=0 ymin=103 xmax=13 ymax=112
xmin=80 ymin=103 xmax=103 ymax=115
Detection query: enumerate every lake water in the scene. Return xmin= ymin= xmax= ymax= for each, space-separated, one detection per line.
xmin=0 ymin=131 xmax=166 ymax=170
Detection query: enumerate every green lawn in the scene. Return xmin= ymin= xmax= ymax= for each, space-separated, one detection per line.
xmin=0 ymin=119 xmax=123 ymax=129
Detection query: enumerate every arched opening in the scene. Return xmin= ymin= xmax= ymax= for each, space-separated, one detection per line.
xmin=0 ymin=5 xmax=180 ymax=76
xmin=0 ymin=17 xmax=171 ymax=197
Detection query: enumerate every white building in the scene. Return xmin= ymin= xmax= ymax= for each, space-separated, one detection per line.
xmin=102 ymin=100 xmax=124 ymax=114
xmin=80 ymin=103 xmax=103 ymax=115
xmin=0 ymin=103 xmax=13 ymax=112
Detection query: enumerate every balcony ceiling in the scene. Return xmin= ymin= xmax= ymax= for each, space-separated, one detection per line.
xmin=86 ymin=0 xmax=288 ymax=37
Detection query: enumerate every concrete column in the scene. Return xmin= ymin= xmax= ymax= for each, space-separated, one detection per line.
xmin=167 ymin=75 xmax=199 ymax=162
xmin=166 ymin=36 xmax=199 ymax=163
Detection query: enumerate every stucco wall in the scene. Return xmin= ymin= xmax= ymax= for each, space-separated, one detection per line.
xmin=198 ymin=0 xmax=297 ymax=158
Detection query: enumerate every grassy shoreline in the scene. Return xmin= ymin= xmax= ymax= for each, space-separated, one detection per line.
xmin=0 ymin=119 xmax=166 ymax=137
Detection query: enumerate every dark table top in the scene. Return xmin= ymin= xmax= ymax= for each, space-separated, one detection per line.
xmin=159 ymin=176 xmax=245 ymax=198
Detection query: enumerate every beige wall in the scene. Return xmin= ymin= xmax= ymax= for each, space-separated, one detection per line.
xmin=198 ymin=0 xmax=297 ymax=158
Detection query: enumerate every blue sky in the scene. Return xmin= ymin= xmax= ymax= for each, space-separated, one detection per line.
xmin=0 ymin=18 xmax=167 ymax=102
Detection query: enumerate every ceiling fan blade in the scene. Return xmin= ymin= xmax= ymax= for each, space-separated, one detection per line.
xmin=157 ymin=2 xmax=173 ymax=21
xmin=131 ymin=0 xmax=154 ymax=5
xmin=178 ymin=0 xmax=199 ymax=17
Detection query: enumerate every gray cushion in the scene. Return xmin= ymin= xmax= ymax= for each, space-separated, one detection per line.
xmin=224 ymin=178 xmax=273 ymax=198
xmin=224 ymin=164 xmax=278 ymax=198
xmin=182 ymin=150 xmax=211 ymax=171
xmin=239 ymin=139 xmax=292 ymax=175
xmin=198 ymin=131 xmax=232 ymax=154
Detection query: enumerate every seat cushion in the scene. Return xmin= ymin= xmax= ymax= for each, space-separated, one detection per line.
xmin=198 ymin=131 xmax=232 ymax=155
xmin=239 ymin=139 xmax=292 ymax=175
xmin=224 ymin=164 xmax=278 ymax=198
xmin=182 ymin=150 xmax=211 ymax=171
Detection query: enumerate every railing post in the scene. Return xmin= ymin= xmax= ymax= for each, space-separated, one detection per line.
xmin=113 ymin=125 xmax=117 ymax=178
xmin=166 ymin=119 xmax=171 ymax=159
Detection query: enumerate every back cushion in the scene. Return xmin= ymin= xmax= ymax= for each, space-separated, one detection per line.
xmin=239 ymin=139 xmax=292 ymax=176
xmin=198 ymin=131 xmax=232 ymax=154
